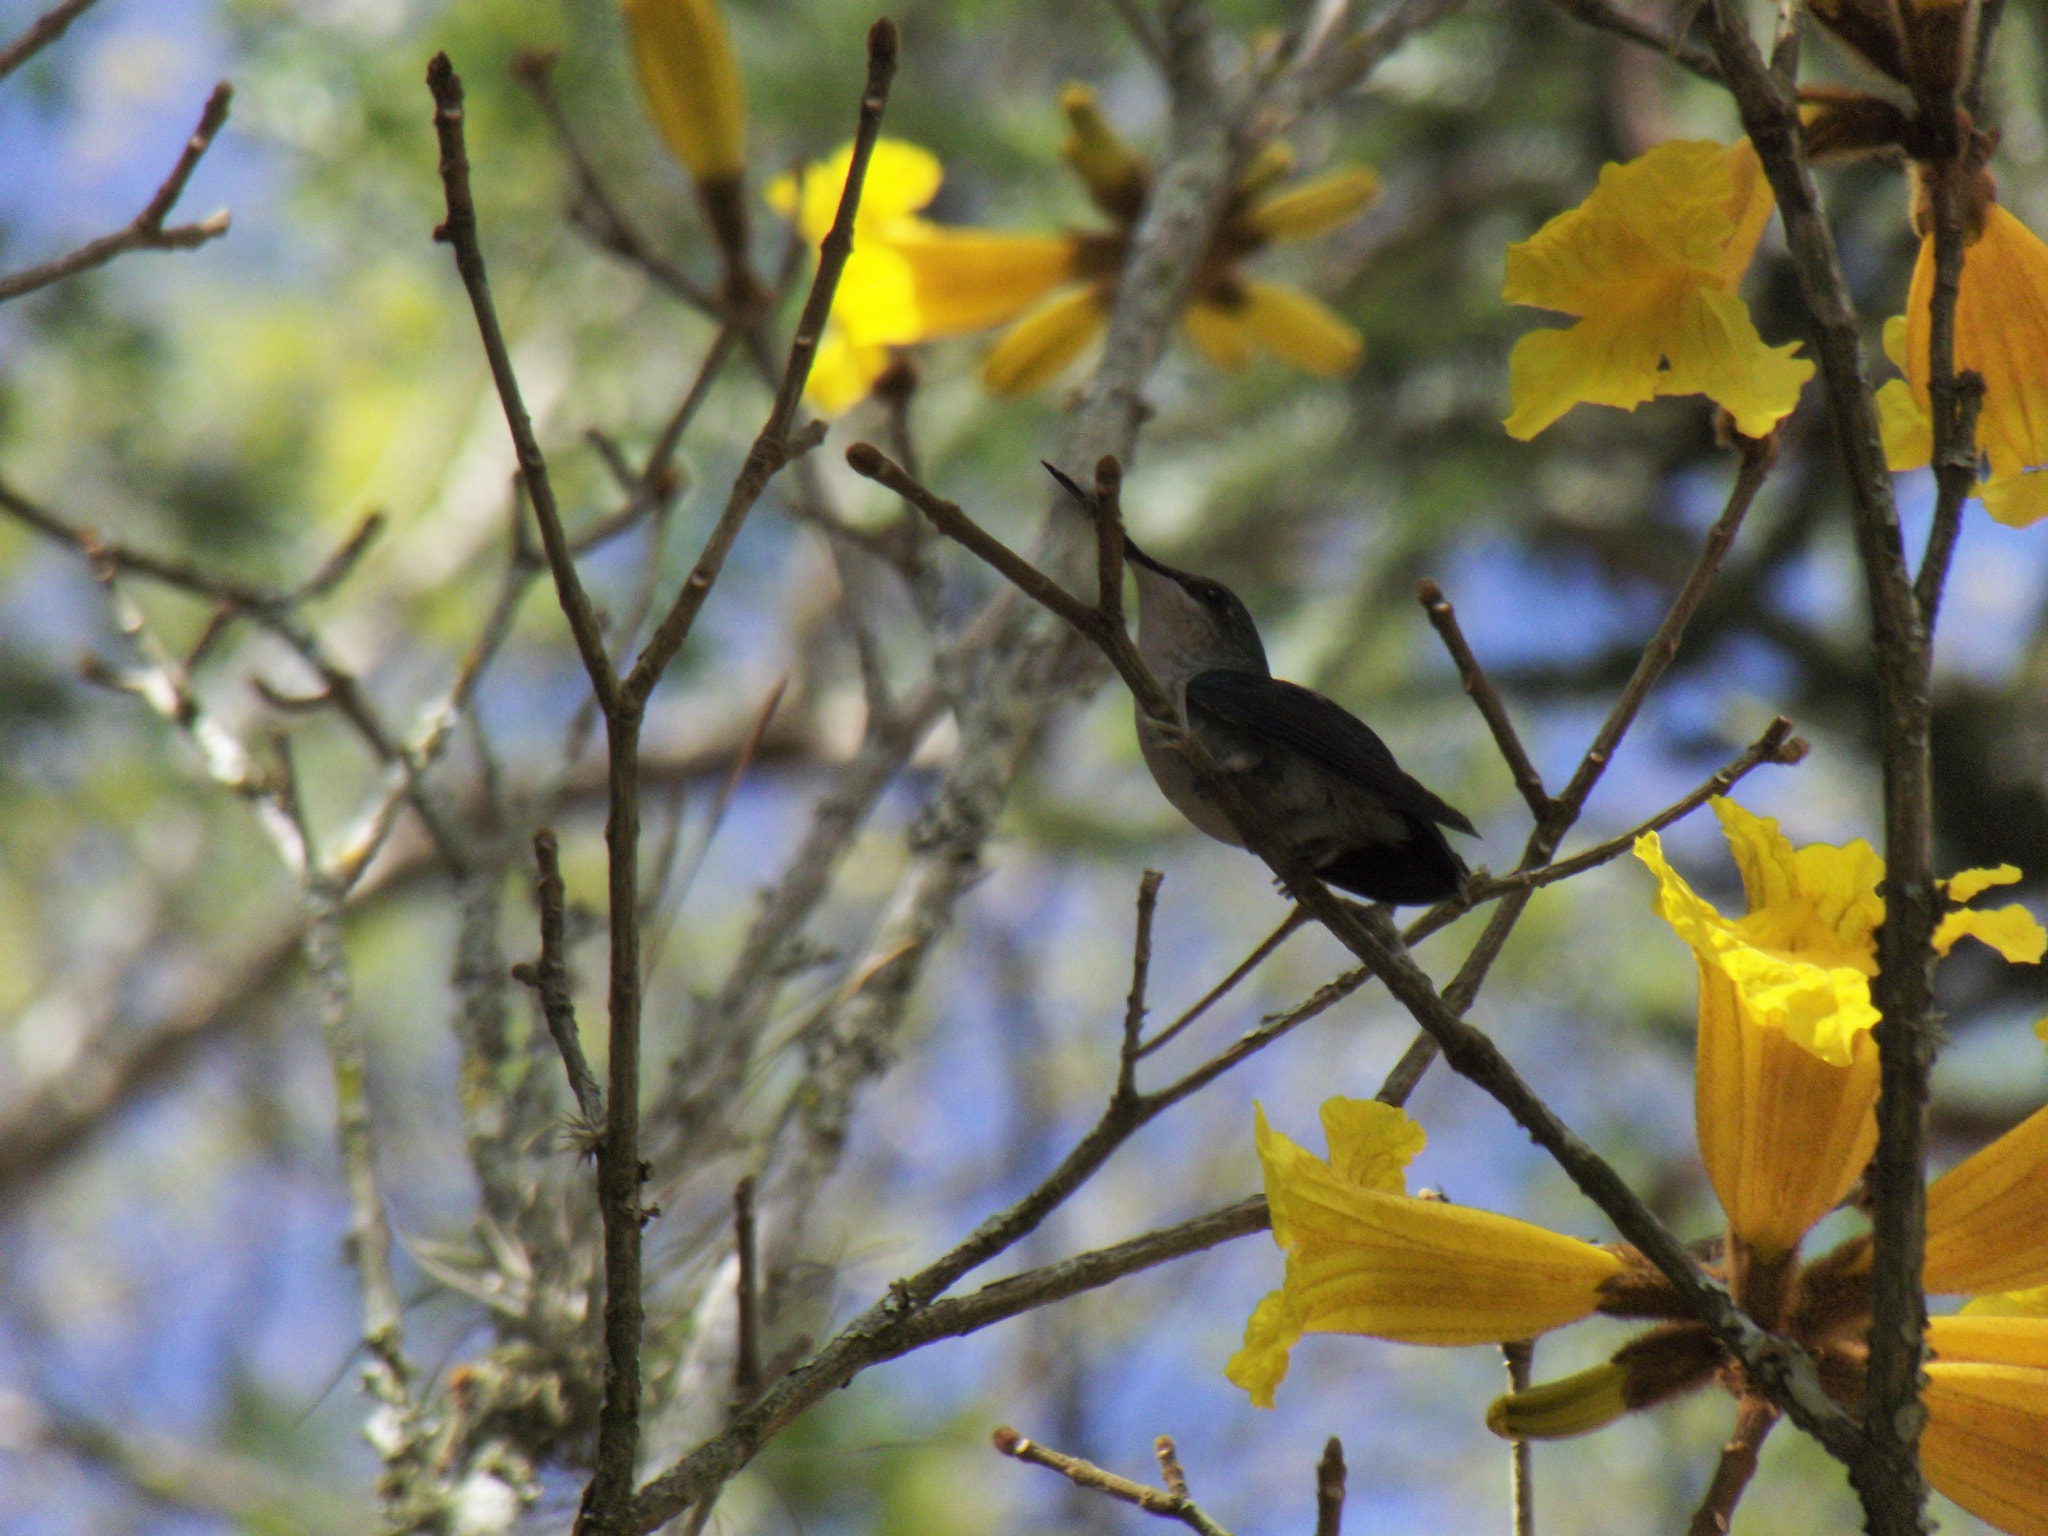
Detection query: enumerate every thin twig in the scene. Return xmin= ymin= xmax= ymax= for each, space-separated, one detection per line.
xmin=516 ymin=830 xmax=604 ymax=1128
xmin=512 ymin=51 xmax=722 ymax=315
xmin=730 ymin=1176 xmax=762 ymax=1412
xmin=1137 ymin=908 xmax=1308 ymax=1059
xmin=992 ymin=1429 xmax=1233 ymax=1536
xmin=1155 ymin=1435 xmax=1189 ymax=1500
xmin=1102 ymin=0 xmax=1169 ymax=67
xmin=429 ymin=53 xmax=617 ymax=712
xmin=1503 ymin=1340 xmax=1534 ymax=1536
xmin=1416 ymin=578 xmax=1549 ymax=820
xmin=622 ymin=22 xmax=900 ymax=711
xmin=628 ymin=1196 xmax=1271 ymax=1530
xmin=1314 ymin=1438 xmax=1346 ymax=1536
xmin=1470 ymin=718 xmax=1804 ymax=902
xmin=0 ymin=83 xmax=232 ymax=302
xmin=1687 ymin=1396 xmax=1780 ymax=1536
xmin=1543 ymin=0 xmax=1725 ymax=81
xmin=0 ymin=0 xmax=103 ymax=80
xmin=1119 ymin=871 xmax=1166 ymax=1098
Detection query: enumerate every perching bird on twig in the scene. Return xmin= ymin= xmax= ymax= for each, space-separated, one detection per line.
xmin=1047 ymin=465 xmax=1474 ymax=906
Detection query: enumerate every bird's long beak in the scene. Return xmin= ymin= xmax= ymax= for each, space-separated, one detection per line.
xmin=1040 ymin=460 xmax=1171 ymax=577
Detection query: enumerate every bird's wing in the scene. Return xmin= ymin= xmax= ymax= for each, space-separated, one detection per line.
xmin=1184 ymin=671 xmax=1478 ymax=836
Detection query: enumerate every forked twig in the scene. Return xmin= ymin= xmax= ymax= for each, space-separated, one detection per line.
xmin=992 ymin=1429 xmax=1232 ymax=1536
xmin=0 ymin=83 xmax=232 ymax=302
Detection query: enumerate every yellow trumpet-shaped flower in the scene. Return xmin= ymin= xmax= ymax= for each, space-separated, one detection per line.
xmin=1926 ymin=1105 xmax=2048 ymax=1296
xmin=1225 ymin=1100 xmax=1625 ymax=1408
xmin=766 ymin=140 xmax=1078 ymax=414
xmin=624 ymin=0 xmax=745 ymax=182
xmin=1637 ymin=801 xmax=1885 ymax=1256
xmin=1637 ymin=801 xmax=2043 ymax=1258
xmin=981 ymin=86 xmax=1373 ymax=395
xmin=1503 ymin=139 xmax=1813 ymax=440
xmin=1875 ymin=198 xmax=2048 ymax=527
xmin=1922 ymin=1304 xmax=2048 ymax=1536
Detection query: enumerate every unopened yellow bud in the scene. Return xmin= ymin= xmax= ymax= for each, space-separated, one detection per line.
xmin=1060 ymin=84 xmax=1147 ymax=218
xmin=625 ymin=0 xmax=747 ymax=183
xmin=1486 ymin=1363 xmax=1629 ymax=1441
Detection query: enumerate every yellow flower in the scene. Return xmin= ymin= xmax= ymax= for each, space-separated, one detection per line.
xmin=624 ymin=0 xmax=746 ymax=184
xmin=1636 ymin=800 xmax=2042 ymax=1258
xmin=1502 ymin=139 xmax=1813 ymax=440
xmin=1923 ymin=1299 xmax=2048 ymax=1533
xmin=1874 ymin=201 xmax=2048 ymax=527
xmin=766 ymin=140 xmax=1078 ymax=414
xmin=1225 ymin=1100 xmax=1626 ymax=1408
xmin=981 ymin=87 xmax=1374 ymax=394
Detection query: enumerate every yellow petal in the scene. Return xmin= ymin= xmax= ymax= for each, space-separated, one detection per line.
xmin=1900 ymin=206 xmax=2048 ymax=515
xmin=803 ymin=327 xmax=891 ymax=416
xmin=624 ymin=0 xmax=746 ymax=183
xmin=892 ymin=230 xmax=1078 ymax=338
xmin=1319 ymin=1097 xmax=1426 ymax=1192
xmin=1239 ymin=281 xmax=1364 ymax=376
xmin=830 ymin=246 xmax=920 ymax=346
xmin=1922 ymin=1362 xmax=2048 ymax=1536
xmin=1962 ymin=1286 xmax=2048 ymax=1318
xmin=1638 ymin=804 xmax=1889 ymax=1254
xmin=1983 ymin=469 xmax=2048 ymax=528
xmin=1878 ymin=377 xmax=1935 ymax=471
xmin=1959 ymin=207 xmax=2048 ymax=488
xmin=1926 ymin=1105 xmax=2048 ymax=1293
xmin=1695 ymin=961 xmax=1880 ymax=1256
xmin=1635 ymin=815 xmax=1882 ymax=1065
xmin=1882 ymin=312 xmax=1912 ymax=372
xmin=1931 ymin=1314 xmax=2048 ymax=1368
xmin=1253 ymin=1108 xmax=1622 ymax=1347
xmin=980 ymin=285 xmax=1106 ymax=394
xmin=1650 ymin=284 xmax=1813 ymax=438
xmin=1504 ymin=141 xmax=1746 ymax=315
xmin=770 ymin=139 xmax=942 ymax=243
xmin=1935 ymin=905 xmax=2047 ymax=964
xmin=1486 ymin=1362 xmax=1630 ymax=1440
xmin=1503 ymin=305 xmax=1668 ymax=440
xmin=1245 ymin=168 xmax=1381 ymax=244
xmin=1711 ymin=139 xmax=1777 ymax=292
xmin=1183 ymin=299 xmax=1254 ymax=372
xmin=1225 ymin=1290 xmax=1300 ymax=1408
xmin=1949 ymin=866 xmax=2023 ymax=904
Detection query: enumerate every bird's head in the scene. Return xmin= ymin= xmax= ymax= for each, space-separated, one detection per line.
xmin=1042 ymin=461 xmax=1269 ymax=680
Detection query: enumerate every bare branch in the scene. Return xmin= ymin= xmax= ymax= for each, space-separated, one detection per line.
xmin=516 ymin=830 xmax=604 ymax=1129
xmin=622 ymin=21 xmax=901 ymax=709
xmin=1314 ymin=1438 xmax=1346 ymax=1536
xmin=1688 ymin=1395 xmax=1780 ymax=1536
xmin=0 ymin=82 xmax=231 ymax=302
xmin=1416 ymin=577 xmax=1550 ymax=820
xmin=429 ymin=53 xmax=617 ymax=713
xmin=992 ymin=1428 xmax=1234 ymax=1536
xmin=1543 ymin=0 xmax=1725 ymax=82
xmin=0 ymin=0 xmax=103 ymax=80
xmin=1119 ymin=871 xmax=1166 ymax=1097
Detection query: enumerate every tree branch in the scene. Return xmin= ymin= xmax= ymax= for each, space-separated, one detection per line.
xmin=0 ymin=82 xmax=231 ymax=302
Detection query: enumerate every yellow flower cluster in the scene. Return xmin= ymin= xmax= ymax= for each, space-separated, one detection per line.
xmin=1231 ymin=800 xmax=2048 ymax=1534
xmin=769 ymin=93 xmax=1377 ymax=413
xmin=1509 ymin=129 xmax=2048 ymax=526
xmin=1503 ymin=139 xmax=1812 ymax=440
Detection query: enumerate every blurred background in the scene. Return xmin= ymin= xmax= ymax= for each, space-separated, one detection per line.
xmin=4 ymin=0 xmax=2048 ymax=1531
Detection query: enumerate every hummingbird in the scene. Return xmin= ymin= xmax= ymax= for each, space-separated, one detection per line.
xmin=1047 ymin=466 xmax=1475 ymax=905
